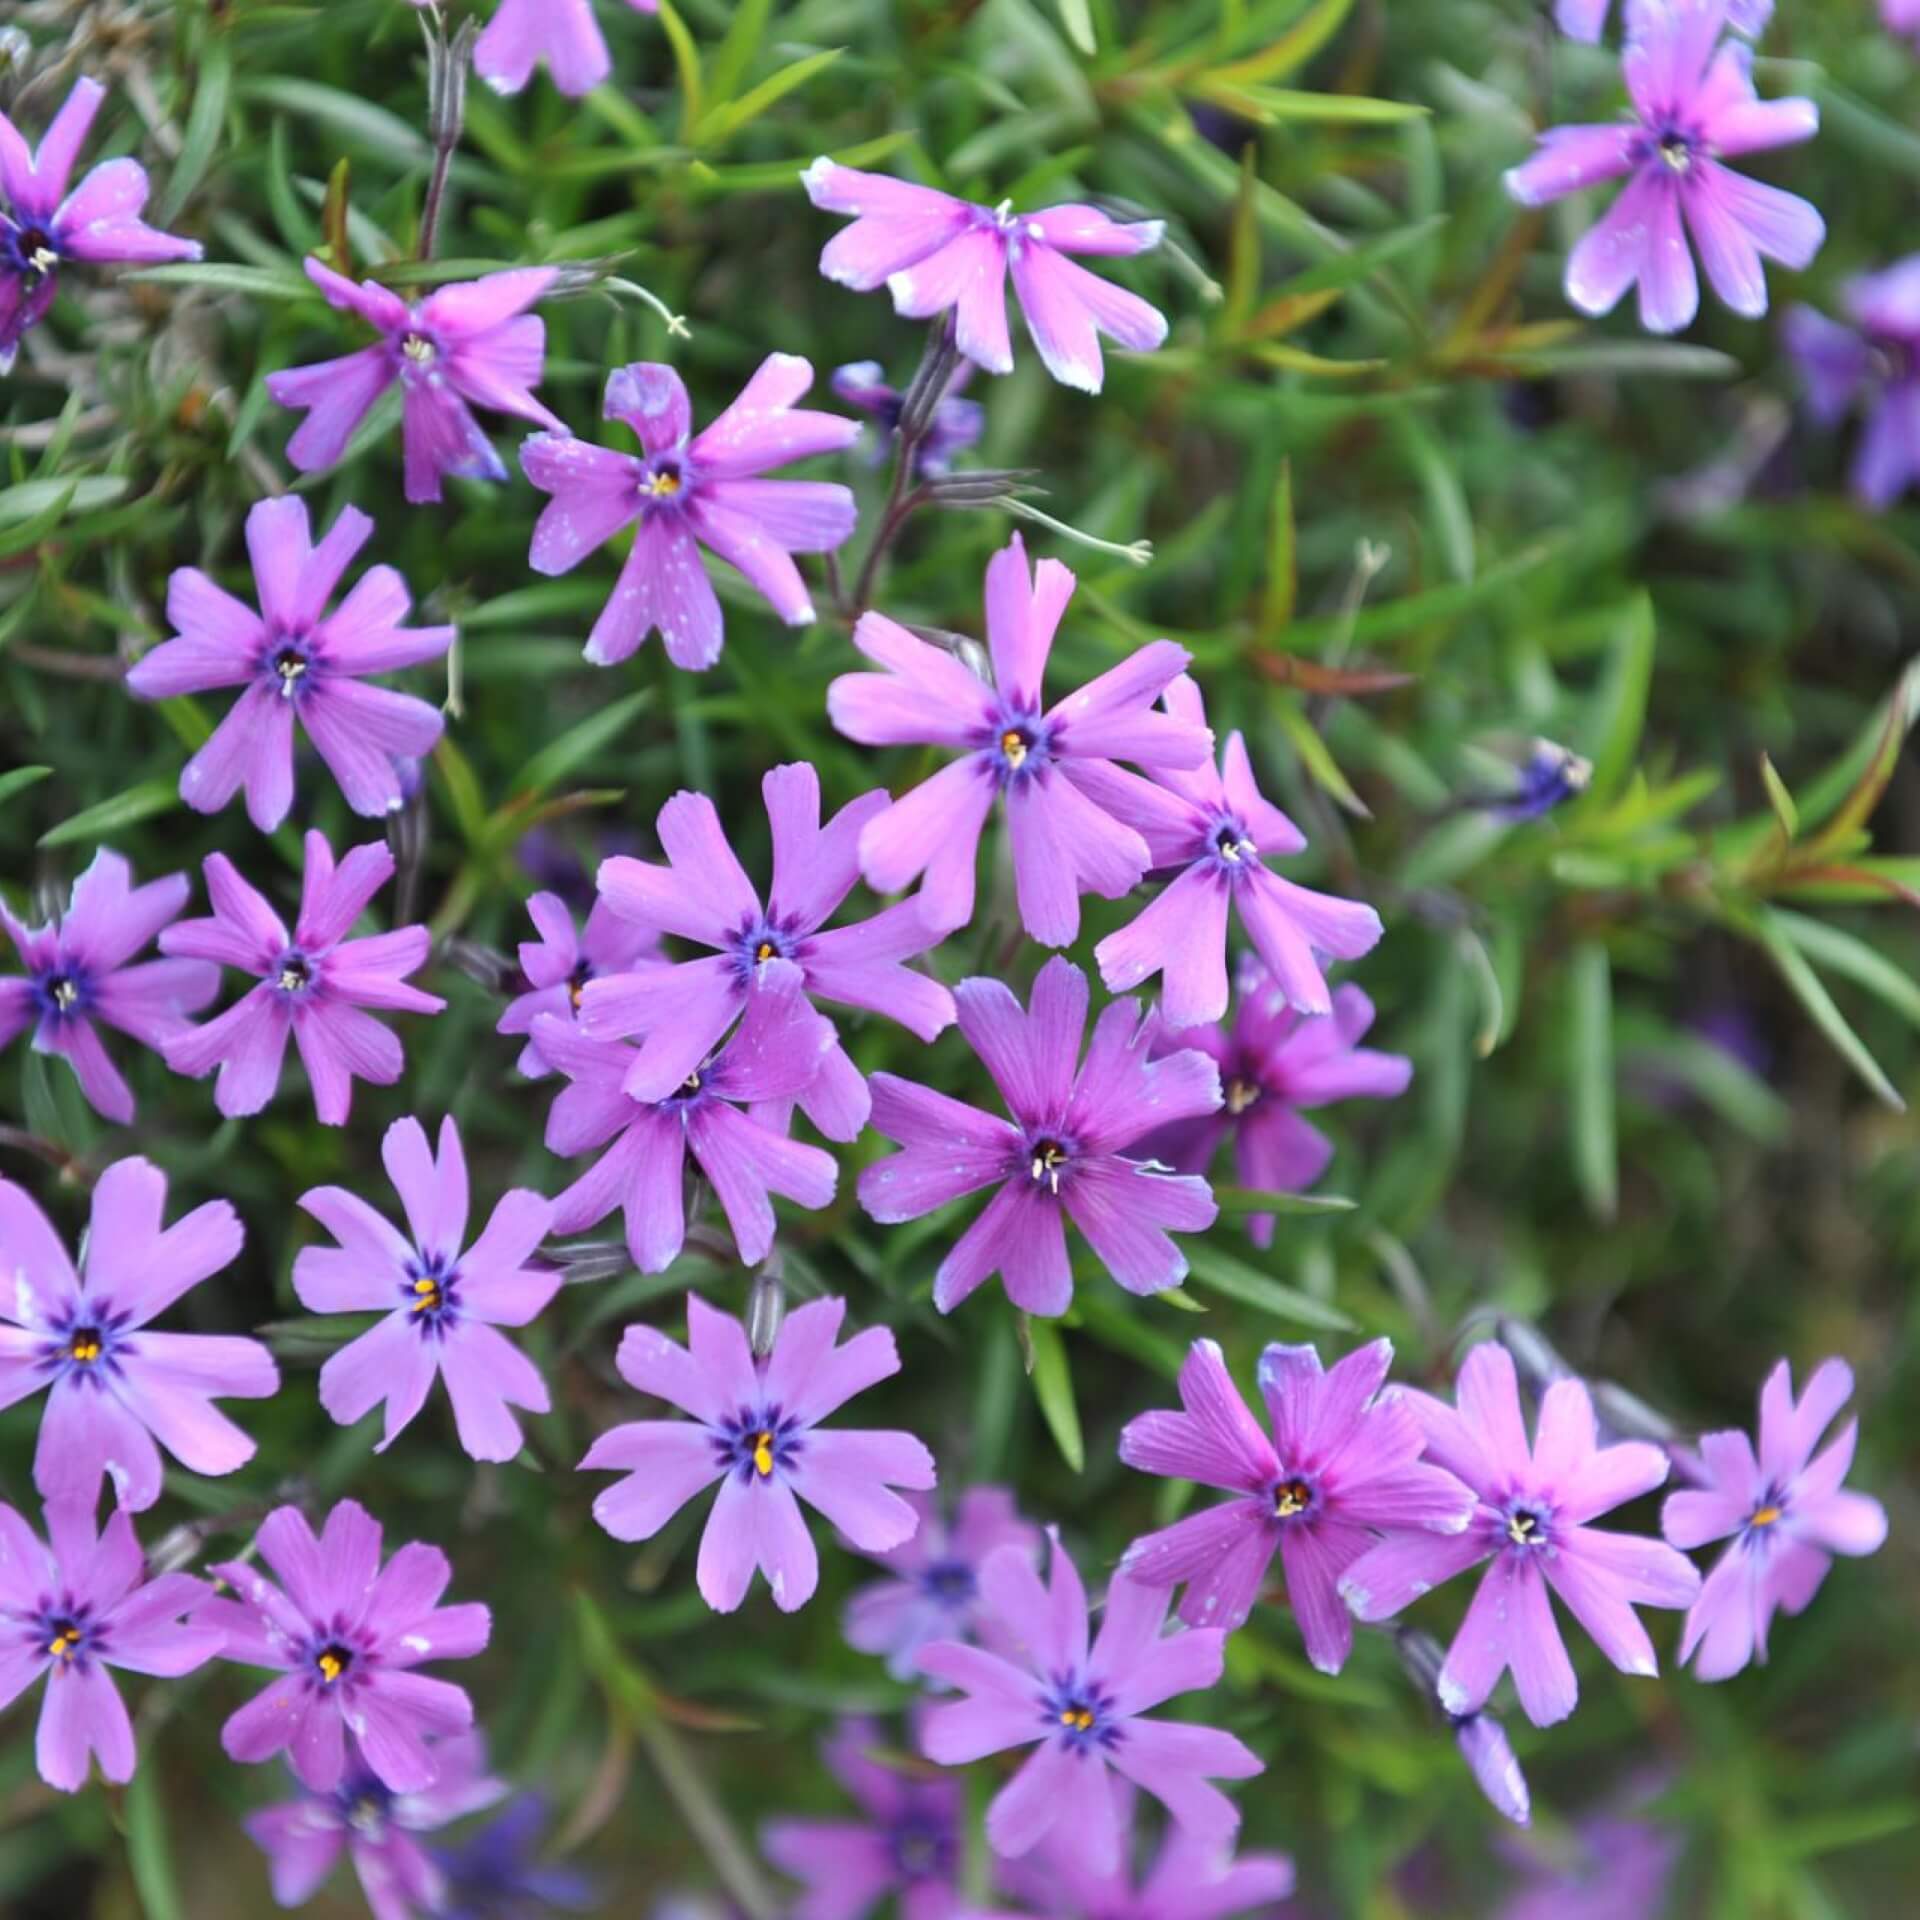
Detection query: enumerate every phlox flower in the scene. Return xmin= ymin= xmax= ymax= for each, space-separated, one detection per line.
xmin=1396 ymin=1629 xmax=1532 ymax=1827
xmin=204 ymin=1498 xmax=489 ymax=1794
xmin=475 ymin=0 xmax=658 ymax=99
xmin=580 ymin=762 xmax=954 ymax=1134
xmin=433 ymin=1793 xmax=598 ymax=1919
xmin=0 ymin=849 xmax=217 ymax=1124
xmin=579 ymin=1293 xmax=936 ymax=1614
xmin=1082 ymin=675 xmax=1383 ymax=1025
xmin=1504 ymin=0 xmax=1822 ymax=334
xmin=828 ymin=535 xmax=1211 ymax=945
xmin=832 ymin=360 xmax=984 ymax=475
xmin=1887 ymin=0 xmax=1920 ymax=48
xmin=0 ymin=1158 xmax=276 ymax=1512
xmin=918 ymin=1534 xmax=1262 ymax=1875
xmin=802 ymin=161 xmax=1168 ymax=394
xmin=161 ymin=832 xmax=445 ymax=1126
xmin=1340 ymin=1342 xmax=1701 ymax=1728
xmin=858 ymin=957 xmax=1221 ymax=1316
xmin=267 ymin=260 xmax=564 ymax=504
xmin=1492 ymin=1797 xmax=1679 ymax=1920
xmin=521 ymin=357 xmax=859 ymax=671
xmin=126 ymin=497 xmax=455 ymax=830
xmin=294 ymin=1116 xmax=558 ymax=1463
xmin=0 ymin=78 xmax=202 ymax=371
xmin=1662 ymin=1356 xmax=1887 ymax=1680
xmin=1556 ymin=0 xmax=1771 ymax=39
xmin=0 ymin=1499 xmax=222 ymax=1792
xmin=1119 ymin=1339 xmax=1475 ymax=1670
xmin=497 ymin=890 xmax=661 ymax=1078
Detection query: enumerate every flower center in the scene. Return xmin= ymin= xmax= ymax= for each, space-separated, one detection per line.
xmin=568 ymin=962 xmax=592 ymax=1010
xmin=49 ymin=975 xmax=79 ymax=1011
xmin=315 ymin=1644 xmax=353 ymax=1686
xmin=639 ymin=456 xmax=687 ymax=503
xmin=730 ymin=920 xmax=797 ymax=986
xmin=1212 ymin=819 xmax=1255 ymax=864
xmin=1656 ymin=131 xmax=1694 ymax=173
xmin=1027 ymin=1137 xmax=1070 ymax=1194
xmin=275 ymin=952 xmax=314 ymax=995
xmin=1750 ymin=1504 xmax=1781 ymax=1527
xmin=273 ymin=647 xmax=308 ymax=687
xmin=1225 ymin=1076 xmax=1261 ymax=1116
xmin=400 ymin=332 xmax=436 ymax=366
xmin=1001 ymin=729 xmax=1028 ymax=767
xmin=1504 ymin=1504 xmax=1550 ymax=1550
xmin=717 ymin=1410 xmax=800 ymax=1482
xmin=920 ymin=1559 xmax=977 ymax=1607
xmin=46 ymin=1619 xmax=83 ymax=1661
xmin=890 ymin=1811 xmax=953 ymax=1881
xmin=988 ymin=710 xmax=1051 ymax=785
xmin=1043 ymin=1677 xmax=1118 ymax=1751
xmin=1273 ymin=1476 xmax=1314 ymax=1519
xmin=2 ymin=220 xmax=60 ymax=282
xmin=68 ymin=1327 xmax=103 ymax=1365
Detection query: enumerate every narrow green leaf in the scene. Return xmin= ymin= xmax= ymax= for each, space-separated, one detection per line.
xmin=1207 ymin=0 xmax=1357 ymax=85
xmin=697 ymin=49 xmax=844 ymax=145
xmin=1393 ymin=413 xmax=1473 ymax=584
xmin=1213 ymin=1187 xmax=1358 ymax=1216
xmin=1748 ymin=908 xmax=1905 ymax=1111
xmin=657 ymin=1 xmax=705 ymax=143
xmin=124 ymin=262 xmax=315 ymax=299
xmin=1581 ymin=593 xmax=1656 ymax=808
xmin=1770 ymin=908 xmax=1920 ymax=1032
xmin=1056 ymin=0 xmax=1097 ymax=55
xmin=1568 ymin=942 xmax=1618 ymax=1221
xmin=706 ymin=0 xmax=776 ymax=105
xmin=1183 ymin=1243 xmax=1356 ymax=1332
xmin=39 ymin=782 xmax=181 ymax=849
xmin=125 ymin=1759 xmax=186 ymax=1920
xmin=1274 ymin=701 xmax=1369 ymax=815
xmin=1023 ymin=1317 xmax=1084 ymax=1473
xmin=160 ymin=36 xmax=232 ymax=226
xmin=1760 ymin=753 xmax=1800 ymax=842
xmin=0 ymin=767 xmax=51 ymax=807
xmin=0 ymin=477 xmax=129 ymax=524
xmin=509 ymin=691 xmax=652 ymax=802
xmin=0 ymin=483 xmax=76 ymax=559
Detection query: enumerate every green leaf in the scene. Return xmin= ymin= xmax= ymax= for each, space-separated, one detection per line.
xmin=657 ymin=1 xmax=705 ymax=143
xmin=697 ymin=50 xmax=844 ymax=146
xmin=240 ymin=78 xmax=430 ymax=164
xmin=1197 ymin=82 xmax=1425 ymax=125
xmin=0 ymin=767 xmax=51 ymax=808
xmin=1270 ymin=216 xmax=1448 ymax=302
xmin=1580 ymin=592 xmax=1656 ymax=808
xmin=1273 ymin=700 xmax=1370 ymax=815
xmin=1769 ymin=908 xmax=1920 ymax=1033
xmin=0 ymin=477 xmax=129 ymax=525
xmin=1183 ymin=1243 xmax=1356 ymax=1332
xmin=39 ymin=782 xmax=181 ymax=849
xmin=1747 ymin=907 xmax=1905 ymax=1111
xmin=706 ymin=0 xmax=776 ymax=105
xmin=1206 ymin=0 xmax=1357 ymax=86
xmin=125 ymin=1757 xmax=185 ymax=1920
xmin=1393 ymin=412 xmax=1473 ymax=585
xmin=1567 ymin=942 xmax=1618 ymax=1222
xmin=1023 ymin=1317 xmax=1084 ymax=1473
xmin=1213 ymin=1187 xmax=1358 ymax=1216
xmin=1056 ymin=0 xmax=1097 ymax=55
xmin=123 ymin=262 xmax=315 ymax=299
xmin=160 ymin=36 xmax=232 ymax=226
xmin=509 ymin=691 xmax=652 ymax=803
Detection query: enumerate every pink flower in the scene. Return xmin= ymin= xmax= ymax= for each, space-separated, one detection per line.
xmin=521 ymin=356 xmax=859 ymax=671
xmin=497 ymin=890 xmax=661 ymax=1078
xmin=1886 ymin=0 xmax=1920 ymax=47
xmin=802 ymin=160 xmax=1168 ymax=393
xmin=475 ymin=0 xmax=659 ymax=100
xmin=294 ymin=1116 xmax=558 ymax=1463
xmin=0 ymin=1158 xmax=277 ymax=1513
xmin=1556 ymin=0 xmax=1771 ymax=38
xmin=580 ymin=1294 xmax=936 ymax=1614
xmin=161 ymin=831 xmax=446 ymax=1126
xmin=1504 ymin=0 xmax=1821 ymax=334
xmin=266 ymin=259 xmax=564 ymax=504
xmin=125 ymin=497 xmax=454 ymax=831
xmin=1662 ymin=1357 xmax=1888 ymax=1680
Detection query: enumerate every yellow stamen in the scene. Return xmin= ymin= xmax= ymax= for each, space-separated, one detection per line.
xmin=401 ymin=334 xmax=436 ymax=365
xmin=1274 ymin=1479 xmax=1311 ymax=1519
xmin=1001 ymin=730 xmax=1028 ymax=768
xmin=317 ymin=1651 xmax=345 ymax=1684
xmin=755 ymin=941 xmax=776 ymax=962
xmin=642 ymin=470 xmax=682 ymax=498
xmin=752 ymin=1431 xmax=776 ymax=1477
xmin=1059 ymin=1706 xmax=1094 ymax=1732
xmin=1507 ymin=1512 xmax=1539 ymax=1545
xmin=1225 ymin=1078 xmax=1260 ymax=1116
xmin=48 ymin=1629 xmax=79 ymax=1660
xmin=69 ymin=1333 xmax=101 ymax=1364
xmin=569 ymin=981 xmax=587 ymax=1010
xmin=411 ymin=1277 xmax=441 ymax=1314
xmin=1751 ymin=1505 xmax=1782 ymax=1528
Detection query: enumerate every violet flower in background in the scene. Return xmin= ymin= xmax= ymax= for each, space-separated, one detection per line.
xmin=1119 ymin=1339 xmax=1475 ymax=1669
xmin=859 ymin=957 xmax=1222 ymax=1315
xmin=1138 ymin=973 xmax=1412 ymax=1250
xmin=0 ymin=849 xmax=217 ymax=1124
xmin=1504 ymin=0 xmax=1822 ymax=334
xmin=1663 ymin=1356 xmax=1888 ymax=1680
xmin=1556 ymin=0 xmax=1772 ymax=39
xmin=579 ymin=1294 xmax=936 ymax=1614
xmin=1083 ymin=675 xmax=1382 ymax=1024
xmin=1340 ymin=1343 xmax=1701 ymax=1727
xmin=434 ymin=1793 xmax=599 ymax=1919
xmin=294 ymin=1115 xmax=559 ymax=1463
xmin=829 ymin=535 xmax=1210 ymax=945
xmin=204 ymin=1498 xmax=489 ymax=1793
xmin=762 ymin=1716 xmax=965 ymax=1920
xmin=0 ymin=1158 xmax=276 ymax=1512
xmin=532 ymin=963 xmax=839 ymax=1272
xmin=0 ymin=1500 xmax=221 ymax=1792
xmin=0 ymin=77 xmax=202 ymax=371
xmin=831 ymin=359 xmax=985 ymax=475
xmin=244 ymin=1732 xmax=509 ymax=1920
xmin=1493 ymin=1800 xmax=1680 ymax=1920
xmin=802 ymin=161 xmax=1168 ymax=394
xmin=161 ymin=832 xmax=445 ymax=1125
xmin=918 ymin=1534 xmax=1262 ymax=1875
xmin=267 ymin=260 xmax=564 ymax=503
xmin=522 ymin=357 xmax=859 ymax=671
xmin=475 ymin=0 xmax=658 ymax=99
xmin=498 ymin=890 xmax=662 ymax=1078
xmin=581 ymin=763 xmax=954 ymax=1133
xmin=843 ymin=1486 xmax=1040 ymax=1680
xmin=1497 ymin=740 xmax=1594 ymax=821
xmin=1886 ymin=0 xmax=1920 ymax=47
xmin=126 ymin=497 xmax=455 ymax=830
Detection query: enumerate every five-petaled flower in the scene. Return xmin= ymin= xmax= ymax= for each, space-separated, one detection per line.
xmin=0 ymin=849 xmax=217 ymax=1124
xmin=828 ymin=535 xmax=1212 ymax=946
xmin=475 ymin=0 xmax=660 ymax=99
xmin=1503 ymin=0 xmax=1822 ymax=335
xmin=126 ymin=497 xmax=455 ymax=831
xmin=1339 ymin=1342 xmax=1701 ymax=1727
xmin=521 ymin=356 xmax=859 ymax=671
xmin=802 ymin=160 xmax=1168 ymax=394
xmin=580 ymin=1293 xmax=936 ymax=1614
xmin=1662 ymin=1355 xmax=1888 ymax=1681
xmin=0 ymin=1158 xmax=277 ymax=1513
xmin=294 ymin=1115 xmax=559 ymax=1463
xmin=497 ymin=890 xmax=661 ymax=1079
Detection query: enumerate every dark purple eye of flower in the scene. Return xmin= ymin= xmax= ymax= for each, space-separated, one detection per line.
xmin=275 ymin=952 xmax=314 ymax=994
xmin=45 ymin=1616 xmax=85 ymax=1662
xmin=1746 ymin=1492 xmax=1787 ymax=1534
xmin=405 ymin=1255 xmax=458 ymax=1329
xmin=889 ymin=1809 xmax=954 ymax=1881
xmin=338 ymin=1773 xmax=394 ymax=1834
xmin=3 ymin=220 xmax=60 ymax=279
xmin=716 ymin=1408 xmax=802 ymax=1481
xmin=314 ymin=1642 xmax=354 ymax=1686
xmin=1656 ymin=131 xmax=1694 ymax=173
xmin=38 ymin=969 xmax=85 ymax=1017
xmin=67 ymin=1326 xmax=105 ymax=1366
xmin=920 ymin=1559 xmax=976 ymax=1607
xmin=1273 ymin=1476 xmax=1315 ymax=1520
xmin=1213 ymin=819 xmax=1255 ymax=863
xmin=1505 ymin=1505 xmax=1549 ymax=1549
xmin=272 ymin=646 xmax=308 ymax=687
xmin=1026 ymin=1137 xmax=1070 ymax=1193
xmin=1042 ymin=1676 xmax=1119 ymax=1751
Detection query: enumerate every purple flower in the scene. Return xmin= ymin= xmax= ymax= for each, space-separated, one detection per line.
xmin=293 ymin=1116 xmax=558 ymax=1463
xmin=1886 ymin=0 xmax=1920 ymax=47
xmin=828 ymin=536 xmax=1211 ymax=945
xmin=1784 ymin=259 xmax=1920 ymax=507
xmin=1496 ymin=740 xmax=1594 ymax=821
xmin=861 ymin=957 xmax=1220 ymax=1315
xmin=1083 ymin=676 xmax=1381 ymax=1024
xmin=1118 ymin=1339 xmax=1475 ymax=1670
xmin=204 ymin=1498 xmax=489 ymax=1793
xmin=1139 ymin=973 xmax=1411 ymax=1249
xmin=1503 ymin=0 xmax=1822 ymax=335
xmin=580 ymin=764 xmax=954 ymax=1134
xmin=802 ymin=161 xmax=1167 ymax=394
xmin=1556 ymin=0 xmax=1771 ymax=39
xmin=843 ymin=1486 xmax=1040 ymax=1680
xmin=0 ymin=849 xmax=217 ymax=1124
xmin=521 ymin=357 xmax=859 ymax=671
xmin=831 ymin=360 xmax=985 ymax=476
xmin=126 ymin=497 xmax=455 ymax=830
xmin=475 ymin=0 xmax=658 ymax=99
xmin=267 ymin=260 xmax=564 ymax=503
xmin=1493 ymin=1803 xmax=1679 ymax=1920
xmin=160 ymin=831 xmax=446 ymax=1125
xmin=1662 ymin=1356 xmax=1888 ymax=1681
xmin=0 ymin=1500 xmax=221 ymax=1792
xmin=762 ymin=1716 xmax=965 ymax=1920
xmin=579 ymin=1293 xmax=936 ymax=1614
xmin=917 ymin=1534 xmax=1262 ymax=1875
xmin=497 ymin=890 xmax=661 ymax=1078
xmin=531 ymin=963 xmax=839 ymax=1272
xmin=244 ymin=1732 xmax=508 ymax=1920
xmin=1339 ymin=1343 xmax=1701 ymax=1728
xmin=0 ymin=78 xmax=202 ymax=371
xmin=433 ymin=1793 xmax=598 ymax=1919
xmin=0 ymin=1157 xmax=276 ymax=1513
xmin=1396 ymin=1629 xmax=1531 ymax=1826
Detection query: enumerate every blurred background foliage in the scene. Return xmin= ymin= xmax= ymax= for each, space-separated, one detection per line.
xmin=0 ymin=0 xmax=1916 ymax=1914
